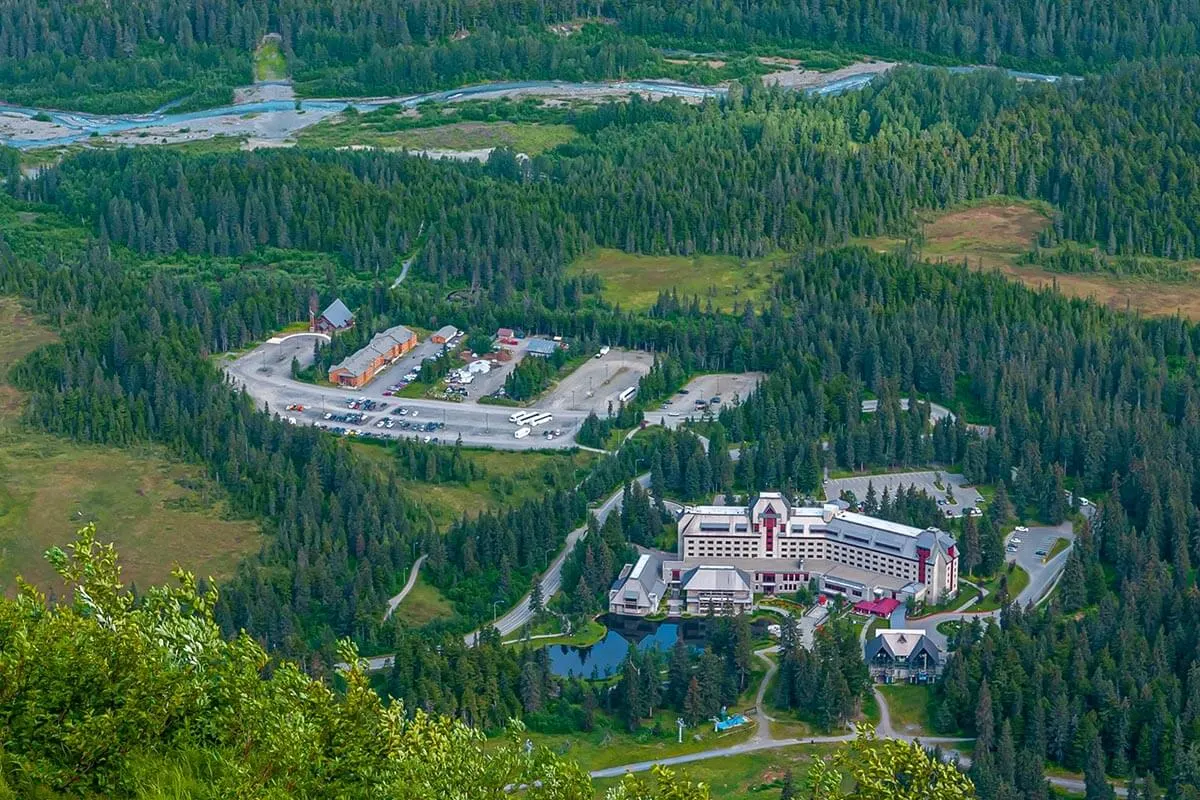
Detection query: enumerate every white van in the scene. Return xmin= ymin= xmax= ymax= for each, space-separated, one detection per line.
xmin=513 ymin=426 xmax=531 ymax=439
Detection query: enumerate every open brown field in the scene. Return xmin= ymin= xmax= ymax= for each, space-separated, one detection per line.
xmin=569 ymin=248 xmax=786 ymax=312
xmin=0 ymin=297 xmax=262 ymax=594
xmin=855 ymin=201 xmax=1200 ymax=319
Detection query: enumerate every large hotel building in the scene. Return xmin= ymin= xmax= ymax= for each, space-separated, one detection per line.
xmin=610 ymin=491 xmax=959 ymax=617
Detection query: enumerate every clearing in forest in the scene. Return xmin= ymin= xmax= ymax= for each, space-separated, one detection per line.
xmin=857 ymin=201 xmax=1200 ymax=320
xmin=254 ymin=35 xmax=288 ymax=82
xmin=298 ymin=119 xmax=577 ymax=155
xmin=568 ymin=248 xmax=785 ymax=312
xmin=0 ymin=297 xmax=261 ymax=594
xmin=393 ymin=577 xmax=455 ymax=626
xmin=854 ymin=201 xmax=1052 ymax=271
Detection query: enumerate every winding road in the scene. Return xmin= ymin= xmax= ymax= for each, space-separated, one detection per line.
xmin=589 ymin=511 xmax=1116 ymax=797
xmin=463 ymin=473 xmax=651 ymax=645
xmin=382 ymin=554 xmax=426 ymax=622
xmin=355 ymin=473 xmax=650 ymax=671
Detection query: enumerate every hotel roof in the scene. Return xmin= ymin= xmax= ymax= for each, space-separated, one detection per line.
xmin=681 ymin=565 xmax=752 ymax=593
xmin=331 ymin=324 xmax=416 ymax=376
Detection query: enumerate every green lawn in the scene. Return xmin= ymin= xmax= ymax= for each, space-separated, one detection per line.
xmin=253 ymin=37 xmax=287 ymax=82
xmin=936 ymin=619 xmax=963 ymax=637
xmin=505 ymin=618 xmax=607 ymax=648
xmin=909 ymin=584 xmax=977 ymax=618
xmin=297 ymin=118 xmax=577 ymax=155
xmin=877 ymin=684 xmax=934 ymax=736
xmin=392 ymin=577 xmax=455 ymax=626
xmin=592 ymin=743 xmax=840 ymax=800
xmin=1047 ymin=537 xmax=1071 ymax=561
xmin=568 ymin=248 xmax=788 ymax=312
xmin=529 ymin=709 xmax=757 ymax=773
xmin=972 ymin=564 xmax=1031 ymax=611
xmin=393 ymin=447 xmax=598 ymax=527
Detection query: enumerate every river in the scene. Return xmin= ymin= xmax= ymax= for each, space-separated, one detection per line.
xmin=0 ymin=65 xmax=1064 ymax=151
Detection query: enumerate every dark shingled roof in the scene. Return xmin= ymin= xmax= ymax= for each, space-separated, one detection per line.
xmin=320 ymin=299 xmax=354 ymax=329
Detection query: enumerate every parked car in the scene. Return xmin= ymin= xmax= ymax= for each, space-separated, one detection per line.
xmin=1034 ymin=548 xmax=1048 ymax=557
xmin=1014 ymin=525 xmax=1029 ymax=533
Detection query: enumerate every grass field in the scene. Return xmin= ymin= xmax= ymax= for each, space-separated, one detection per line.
xmin=393 ymin=576 xmax=455 ymax=626
xmin=297 ymin=119 xmax=577 ymax=155
xmin=530 ymin=709 xmax=757 ymax=773
xmin=591 ymin=743 xmax=839 ymax=799
xmin=0 ymin=298 xmax=262 ymax=594
xmin=505 ymin=618 xmax=607 ymax=648
xmin=877 ymin=684 xmax=934 ymax=736
xmin=971 ymin=564 xmax=1030 ymax=612
xmin=253 ymin=37 xmax=287 ymax=82
xmin=420 ymin=448 xmax=598 ymax=526
xmin=568 ymin=248 xmax=787 ymax=312
xmin=1047 ymin=537 xmax=1071 ymax=561
xmin=855 ymin=200 xmax=1200 ymax=320
xmin=351 ymin=444 xmax=598 ymax=527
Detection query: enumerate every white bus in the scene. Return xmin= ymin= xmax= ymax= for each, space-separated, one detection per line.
xmin=527 ymin=413 xmax=554 ymax=428
xmin=618 ymin=386 xmax=637 ymax=403
xmin=513 ymin=426 xmax=532 ymax=439
xmin=509 ymin=411 xmax=537 ymax=424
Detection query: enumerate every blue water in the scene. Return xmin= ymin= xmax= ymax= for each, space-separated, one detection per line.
xmin=0 ymin=79 xmax=723 ymax=150
xmin=0 ymin=66 xmax=1065 ymax=150
xmin=547 ymin=621 xmax=681 ymax=679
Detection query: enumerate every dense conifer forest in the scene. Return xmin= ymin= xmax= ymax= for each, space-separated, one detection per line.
xmin=7 ymin=2 xmax=1200 ymax=791
xmin=4 ymin=0 xmax=1200 ymax=109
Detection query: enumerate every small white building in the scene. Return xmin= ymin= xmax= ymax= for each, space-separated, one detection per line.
xmin=865 ymin=629 xmax=943 ymax=682
xmin=609 ymin=554 xmax=665 ymax=617
xmin=678 ymin=565 xmax=753 ymax=616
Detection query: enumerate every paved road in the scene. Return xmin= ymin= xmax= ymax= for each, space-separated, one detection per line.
xmin=592 ymin=646 xmax=967 ymax=782
xmin=861 ymin=397 xmax=994 ymax=436
xmin=861 ymin=398 xmax=955 ymax=422
xmin=389 ymin=222 xmax=426 ymax=288
xmin=382 ymin=554 xmax=426 ymax=622
xmin=223 ymin=334 xmax=590 ymax=451
xmin=896 ymin=519 xmax=1079 ymax=650
xmin=390 ymin=254 xmax=415 ymax=289
xmin=824 ymin=469 xmax=983 ymax=520
xmin=351 ymin=473 xmax=652 ymax=671
xmin=464 ymin=473 xmax=652 ymax=645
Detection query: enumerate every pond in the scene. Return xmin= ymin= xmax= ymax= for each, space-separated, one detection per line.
xmin=545 ymin=615 xmax=769 ymax=679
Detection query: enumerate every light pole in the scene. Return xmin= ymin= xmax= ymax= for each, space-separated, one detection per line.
xmin=677 ymin=717 xmax=685 ymax=744
xmin=493 ymin=600 xmax=503 ymax=622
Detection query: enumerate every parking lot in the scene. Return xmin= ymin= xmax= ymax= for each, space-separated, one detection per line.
xmin=823 ymin=470 xmax=984 ymax=519
xmin=222 ymin=332 xmax=587 ymax=450
xmin=1004 ymin=520 xmax=1075 ymax=594
xmin=653 ymin=372 xmax=764 ymax=428
xmin=541 ymin=348 xmax=655 ymax=413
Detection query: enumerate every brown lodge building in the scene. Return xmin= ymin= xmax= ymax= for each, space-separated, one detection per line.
xmin=328 ymin=325 xmax=418 ymax=388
